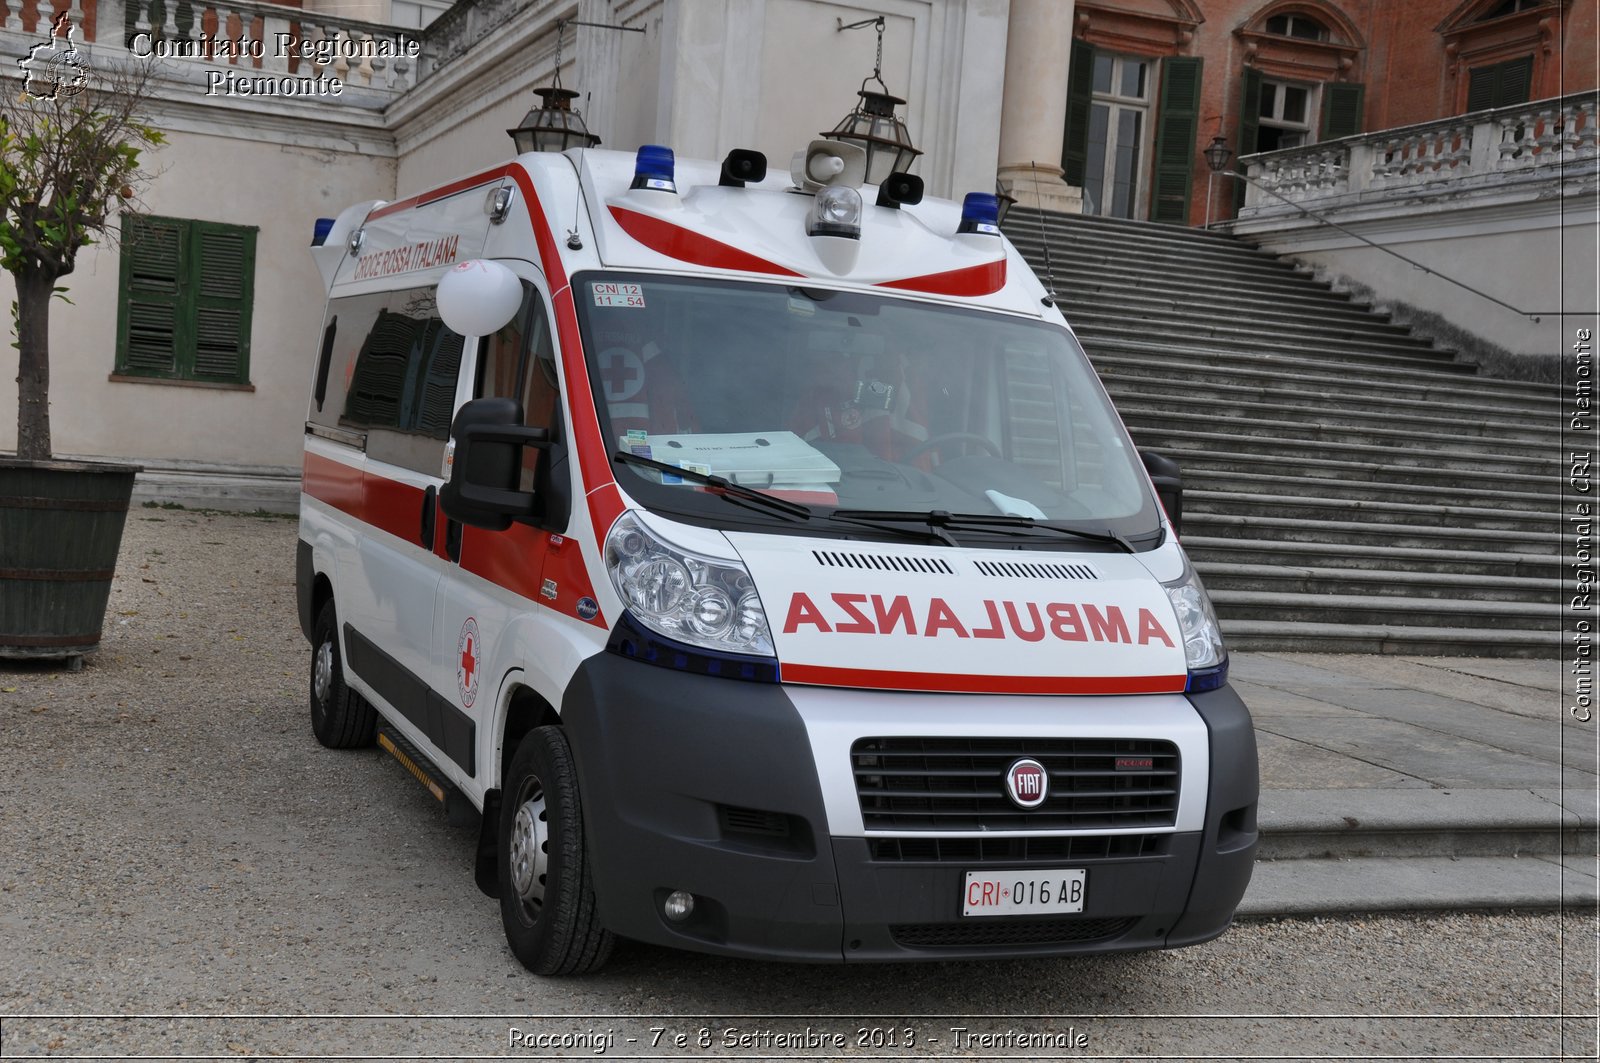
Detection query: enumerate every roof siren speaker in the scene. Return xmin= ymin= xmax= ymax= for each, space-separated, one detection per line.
xmin=791 ymin=139 xmax=867 ymax=193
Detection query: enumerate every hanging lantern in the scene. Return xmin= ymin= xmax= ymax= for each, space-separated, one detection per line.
xmin=507 ymin=20 xmax=601 ymax=154
xmin=508 ymin=85 xmax=601 ymax=154
xmin=823 ymin=16 xmax=920 ymax=186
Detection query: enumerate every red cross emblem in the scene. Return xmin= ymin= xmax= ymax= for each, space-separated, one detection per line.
xmin=599 ymin=348 xmax=645 ymax=402
xmin=456 ymin=617 xmax=481 ymax=708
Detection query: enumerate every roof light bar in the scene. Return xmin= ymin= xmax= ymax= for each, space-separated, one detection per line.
xmin=957 ymin=192 xmax=1002 ymax=235
xmin=631 ymin=144 xmax=677 ymax=193
xmin=807 ymin=185 xmax=862 ymax=240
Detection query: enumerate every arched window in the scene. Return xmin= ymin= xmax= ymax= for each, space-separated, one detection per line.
xmin=1264 ymin=13 xmax=1328 ymax=40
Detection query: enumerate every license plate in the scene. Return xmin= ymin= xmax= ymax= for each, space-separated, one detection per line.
xmin=963 ymin=869 xmax=1086 ymax=917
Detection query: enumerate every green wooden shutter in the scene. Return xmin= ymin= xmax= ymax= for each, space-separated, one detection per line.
xmin=1061 ymin=38 xmax=1096 ymax=187
xmin=1151 ymin=56 xmax=1202 ymax=224
xmin=1496 ymin=55 xmax=1533 ymax=106
xmin=1235 ymin=66 xmax=1263 ymax=211
xmin=1467 ymin=56 xmax=1534 ymax=112
xmin=117 ymin=216 xmax=184 ymax=376
xmin=1321 ymin=82 xmax=1365 ymax=140
xmin=1466 ymin=66 xmax=1497 ymax=111
xmin=190 ymin=221 xmax=255 ymax=383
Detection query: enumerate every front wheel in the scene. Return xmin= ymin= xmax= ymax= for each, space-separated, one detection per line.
xmin=309 ymin=598 xmax=376 ymax=749
xmin=499 ymin=726 xmax=614 ymax=975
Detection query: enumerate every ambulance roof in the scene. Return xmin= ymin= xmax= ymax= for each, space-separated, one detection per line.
xmin=551 ymin=148 xmax=1052 ymax=318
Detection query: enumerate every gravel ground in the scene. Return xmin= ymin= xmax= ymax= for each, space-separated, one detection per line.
xmin=0 ymin=510 xmax=1595 ymax=1060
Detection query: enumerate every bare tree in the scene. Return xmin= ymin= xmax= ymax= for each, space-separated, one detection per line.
xmin=1 ymin=24 xmax=164 ymax=460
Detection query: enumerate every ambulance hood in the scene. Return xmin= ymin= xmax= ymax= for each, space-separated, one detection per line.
xmin=723 ymin=531 xmax=1189 ymax=696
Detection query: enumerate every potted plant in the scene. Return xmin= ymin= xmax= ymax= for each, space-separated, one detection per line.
xmin=0 ymin=23 xmax=164 ymax=667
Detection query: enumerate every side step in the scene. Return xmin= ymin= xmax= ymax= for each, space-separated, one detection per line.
xmin=378 ymin=726 xmax=478 ymax=827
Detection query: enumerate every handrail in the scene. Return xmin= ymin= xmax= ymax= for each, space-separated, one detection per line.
xmin=1221 ymin=170 xmax=1592 ymax=321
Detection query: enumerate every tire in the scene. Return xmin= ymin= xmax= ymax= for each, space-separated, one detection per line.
xmin=309 ymin=598 xmax=377 ymax=749
xmin=499 ymin=726 xmax=615 ymax=975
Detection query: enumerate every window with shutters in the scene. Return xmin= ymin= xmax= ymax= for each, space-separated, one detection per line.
xmin=114 ymin=215 xmax=257 ymax=387
xmin=1465 ymin=55 xmax=1535 ymax=111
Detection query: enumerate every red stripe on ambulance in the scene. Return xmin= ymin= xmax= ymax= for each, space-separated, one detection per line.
xmin=781 ymin=663 xmax=1187 ymax=696
xmin=609 ymin=206 xmax=805 ymax=278
xmin=876 ymin=258 xmax=1006 ymax=297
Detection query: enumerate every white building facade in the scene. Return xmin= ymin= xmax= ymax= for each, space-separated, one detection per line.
xmin=0 ymin=0 xmax=1087 ymax=490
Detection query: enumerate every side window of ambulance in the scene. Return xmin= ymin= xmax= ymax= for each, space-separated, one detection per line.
xmin=476 ymin=283 xmax=560 ymax=494
xmin=309 ymin=287 xmax=466 ymax=475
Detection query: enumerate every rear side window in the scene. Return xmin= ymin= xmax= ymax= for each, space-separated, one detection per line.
xmin=309 ymin=287 xmax=467 ymax=475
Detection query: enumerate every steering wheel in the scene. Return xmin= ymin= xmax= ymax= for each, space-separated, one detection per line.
xmin=906 ymin=433 xmax=1003 ymax=463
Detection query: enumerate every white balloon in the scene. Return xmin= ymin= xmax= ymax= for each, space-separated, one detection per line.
xmin=437 ymin=259 xmax=522 ymax=336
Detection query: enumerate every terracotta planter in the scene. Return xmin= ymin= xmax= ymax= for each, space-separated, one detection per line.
xmin=0 ymin=457 xmax=142 ymax=666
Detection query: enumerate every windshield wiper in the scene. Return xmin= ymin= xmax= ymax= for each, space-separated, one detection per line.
xmin=830 ymin=509 xmax=1134 ymax=553
xmin=826 ymin=508 xmax=960 ymax=547
xmin=613 ymin=450 xmax=812 ymax=521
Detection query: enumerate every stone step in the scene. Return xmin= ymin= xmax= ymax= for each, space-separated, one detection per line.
xmin=1040 ymin=254 xmax=1363 ymax=302
xmin=1183 ymin=512 xmax=1559 ymax=555
xmin=1092 ymin=350 xmax=1563 ymax=409
xmin=1177 ymin=467 xmax=1558 ymax=512
xmin=1017 ymin=226 xmax=1308 ymax=275
xmin=1186 ymin=489 xmax=1554 ymax=533
xmin=1011 ymin=209 xmax=1248 ymax=249
xmin=1074 ymin=319 xmax=1462 ymax=368
xmin=1182 ymin=536 xmax=1559 ymax=580
xmin=1239 ymin=854 xmax=1593 ymax=916
xmin=1012 ymin=210 xmax=1257 ymax=251
xmin=1043 ymin=254 xmax=1382 ymax=305
xmin=1079 ymin=328 xmax=1472 ymax=377
xmin=1119 ymin=407 xmax=1558 ymax=460
xmin=1197 ymin=562 xmax=1556 ymax=603
xmin=1137 ymin=444 xmax=1564 ymax=494
xmin=1219 ymin=618 xmax=1559 ymax=656
xmin=1067 ymin=287 xmax=1426 ymax=340
xmin=1072 ymin=306 xmax=1446 ymax=358
xmin=1254 ymin=790 xmax=1589 ymax=862
xmin=1128 ymin=426 xmax=1562 ymax=478
xmin=1105 ymin=379 xmax=1564 ymax=442
xmin=1211 ymin=589 xmax=1560 ymax=632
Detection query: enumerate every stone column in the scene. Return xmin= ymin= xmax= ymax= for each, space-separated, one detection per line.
xmin=996 ymin=0 xmax=1082 ymax=214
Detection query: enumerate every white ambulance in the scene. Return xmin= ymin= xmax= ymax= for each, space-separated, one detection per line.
xmin=296 ymin=138 xmax=1258 ymax=974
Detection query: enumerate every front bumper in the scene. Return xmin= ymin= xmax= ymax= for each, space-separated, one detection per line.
xmin=560 ymin=655 xmax=1257 ymax=962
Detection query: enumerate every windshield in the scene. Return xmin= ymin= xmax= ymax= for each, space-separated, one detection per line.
xmin=574 ymin=272 xmax=1161 ymax=548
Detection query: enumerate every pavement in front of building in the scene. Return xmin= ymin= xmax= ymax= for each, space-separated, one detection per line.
xmin=1230 ymin=652 xmax=1598 ymax=917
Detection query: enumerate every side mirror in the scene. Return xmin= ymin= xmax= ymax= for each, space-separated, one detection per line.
xmin=440 ymin=397 xmax=550 ymax=531
xmin=1140 ymin=450 xmax=1183 ymax=536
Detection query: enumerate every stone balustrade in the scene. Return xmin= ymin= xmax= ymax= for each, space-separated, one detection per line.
xmin=1239 ymin=91 xmax=1599 ymax=217
xmin=0 ymin=0 xmax=418 ymax=105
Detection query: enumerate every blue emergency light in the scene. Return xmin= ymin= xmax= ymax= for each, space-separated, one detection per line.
xmin=957 ymin=192 xmax=1002 ymax=235
xmin=312 ymin=217 xmax=335 ymax=246
xmin=631 ymin=144 xmax=677 ymax=193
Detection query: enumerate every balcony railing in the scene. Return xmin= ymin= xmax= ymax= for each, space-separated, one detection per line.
xmin=1240 ymin=91 xmax=1600 ymax=217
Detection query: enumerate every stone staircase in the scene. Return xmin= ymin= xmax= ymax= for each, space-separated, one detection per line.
xmin=1005 ymin=211 xmax=1562 ymax=656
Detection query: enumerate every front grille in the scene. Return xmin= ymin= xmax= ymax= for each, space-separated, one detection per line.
xmin=868 ymin=833 xmax=1170 ymax=863
xmin=890 ymin=917 xmax=1137 ymax=949
xmin=852 ymin=737 xmax=1180 ymax=831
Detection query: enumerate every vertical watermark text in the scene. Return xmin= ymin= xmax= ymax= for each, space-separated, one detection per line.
xmin=1569 ymin=327 xmax=1596 ymax=722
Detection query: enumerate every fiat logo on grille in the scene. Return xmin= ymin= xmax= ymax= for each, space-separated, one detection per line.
xmin=1004 ymin=759 xmax=1049 ymax=809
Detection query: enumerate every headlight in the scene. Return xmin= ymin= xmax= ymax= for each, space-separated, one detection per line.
xmin=605 ymin=512 xmax=775 ymax=657
xmin=1162 ymin=559 xmax=1226 ymax=671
